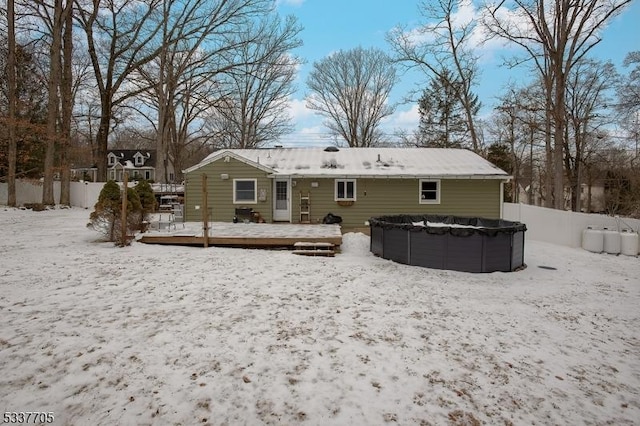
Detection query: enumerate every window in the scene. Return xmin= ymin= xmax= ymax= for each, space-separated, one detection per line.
xmin=335 ymin=179 xmax=356 ymax=201
xmin=134 ymin=153 xmax=143 ymax=166
xmin=108 ymin=154 xmax=116 ymax=166
xmin=233 ymin=179 xmax=257 ymax=204
xmin=419 ymin=179 xmax=440 ymax=204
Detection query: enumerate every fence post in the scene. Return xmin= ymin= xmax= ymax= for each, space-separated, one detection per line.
xmin=121 ymin=173 xmax=128 ymax=246
xmin=202 ymin=174 xmax=209 ymax=248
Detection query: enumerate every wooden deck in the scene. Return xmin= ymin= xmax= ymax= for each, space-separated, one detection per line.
xmin=138 ymin=222 xmax=342 ymax=248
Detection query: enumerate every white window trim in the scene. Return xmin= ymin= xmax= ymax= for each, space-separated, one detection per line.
xmin=419 ymin=179 xmax=441 ymax=204
xmin=335 ymin=179 xmax=357 ymax=201
xmin=107 ymin=153 xmax=117 ymax=166
xmin=134 ymin=153 xmax=144 ymax=166
xmin=233 ymin=178 xmax=257 ymax=204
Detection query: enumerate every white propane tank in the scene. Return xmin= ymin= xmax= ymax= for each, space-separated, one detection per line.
xmin=582 ymin=227 xmax=604 ymax=253
xmin=620 ymin=230 xmax=639 ymax=256
xmin=603 ymin=228 xmax=621 ymax=254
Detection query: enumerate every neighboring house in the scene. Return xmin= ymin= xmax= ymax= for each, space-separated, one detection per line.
xmin=71 ymin=149 xmax=164 ymax=182
xmin=70 ymin=165 xmax=99 ymax=182
xmin=107 ymin=150 xmax=158 ymax=182
xmin=516 ymin=180 xmax=606 ymax=213
xmin=579 ymin=181 xmax=606 ymax=213
xmin=182 ymin=147 xmax=510 ymax=229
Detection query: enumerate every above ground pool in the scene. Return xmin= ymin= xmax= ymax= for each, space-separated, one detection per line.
xmin=369 ymin=215 xmax=527 ymax=273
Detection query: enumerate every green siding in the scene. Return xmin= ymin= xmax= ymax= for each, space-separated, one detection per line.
xmin=186 ymin=159 xmax=503 ymax=228
xmin=291 ymin=178 xmax=502 ymax=229
xmin=185 ymin=158 xmax=272 ymax=222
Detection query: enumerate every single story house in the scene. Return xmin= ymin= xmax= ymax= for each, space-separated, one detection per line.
xmin=182 ymin=147 xmax=510 ymax=230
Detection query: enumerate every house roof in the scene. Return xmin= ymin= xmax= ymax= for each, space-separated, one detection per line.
xmin=184 ymin=147 xmax=509 ymax=179
xmin=108 ymin=150 xmax=156 ymax=168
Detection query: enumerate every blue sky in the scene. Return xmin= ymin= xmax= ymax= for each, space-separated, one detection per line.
xmin=275 ymin=0 xmax=640 ymax=147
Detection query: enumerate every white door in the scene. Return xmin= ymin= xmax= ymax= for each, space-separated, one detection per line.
xmin=273 ymin=179 xmax=290 ymax=222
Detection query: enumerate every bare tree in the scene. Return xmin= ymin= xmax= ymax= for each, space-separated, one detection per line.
xmin=491 ymin=89 xmax=533 ymax=203
xmin=616 ymin=51 xmax=640 ymax=118
xmin=132 ymin=50 xmax=221 ymax=181
xmin=616 ymin=51 xmax=640 ymax=160
xmin=75 ymin=0 xmax=165 ymax=182
xmin=483 ymin=0 xmax=632 ymax=209
xmin=24 ymin=0 xmax=75 ymax=205
xmin=39 ymin=0 xmax=74 ymax=205
xmin=150 ymin=0 xmax=272 ymax=182
xmin=564 ymin=59 xmax=616 ymax=212
xmin=6 ymin=0 xmax=17 ymax=206
xmin=130 ymin=0 xmax=275 ymax=182
xmin=388 ymin=0 xmax=482 ymax=151
xmin=59 ymin=0 xmax=73 ymax=205
xmin=596 ymin=144 xmax=639 ymax=217
xmin=306 ymin=47 xmax=397 ymax=147
xmin=489 ymin=82 xmax=549 ymax=205
xmin=211 ymin=14 xmax=302 ymax=149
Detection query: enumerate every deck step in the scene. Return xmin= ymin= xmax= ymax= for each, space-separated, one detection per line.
xmin=292 ymin=249 xmax=335 ymax=257
xmin=293 ymin=242 xmax=335 ymax=249
xmin=292 ymin=241 xmax=335 ymax=257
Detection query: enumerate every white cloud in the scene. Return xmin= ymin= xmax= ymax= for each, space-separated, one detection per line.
xmin=282 ymin=101 xmax=421 ymax=146
xmin=382 ymin=105 xmax=420 ymax=130
xmin=287 ymin=97 xmax=315 ymax=122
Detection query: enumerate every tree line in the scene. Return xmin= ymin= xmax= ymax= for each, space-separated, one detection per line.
xmin=1 ymin=0 xmax=302 ymax=206
xmin=307 ymin=0 xmax=638 ymax=216
xmin=1 ymin=0 xmax=638 ymax=217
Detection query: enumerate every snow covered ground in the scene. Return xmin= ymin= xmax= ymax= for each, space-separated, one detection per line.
xmin=1 ymin=207 xmax=639 ymax=425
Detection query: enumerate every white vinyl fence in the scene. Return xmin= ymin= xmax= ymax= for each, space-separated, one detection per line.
xmin=503 ymin=202 xmax=640 ymax=248
xmin=1 ymin=181 xmax=109 ymax=209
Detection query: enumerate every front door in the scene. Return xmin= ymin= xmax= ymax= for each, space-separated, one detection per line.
xmin=273 ymin=179 xmax=290 ymax=222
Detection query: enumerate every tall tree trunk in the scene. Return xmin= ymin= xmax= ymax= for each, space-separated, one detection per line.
xmin=154 ymin=0 xmax=169 ymax=184
xmin=553 ymin=70 xmax=566 ymax=210
xmin=59 ymin=0 xmax=74 ymax=206
xmin=95 ymin=97 xmax=111 ymax=182
xmin=43 ymin=0 xmax=64 ymax=206
xmin=586 ymin=166 xmax=593 ymax=212
xmin=543 ymin=74 xmax=554 ymax=208
xmin=7 ymin=0 xmax=17 ymax=207
xmin=465 ymin=105 xmax=480 ymax=152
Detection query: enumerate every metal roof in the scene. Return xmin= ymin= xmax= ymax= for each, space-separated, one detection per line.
xmin=184 ymin=147 xmax=509 ymax=179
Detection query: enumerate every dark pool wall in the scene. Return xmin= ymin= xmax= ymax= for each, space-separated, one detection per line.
xmin=369 ymin=215 xmax=527 ymax=273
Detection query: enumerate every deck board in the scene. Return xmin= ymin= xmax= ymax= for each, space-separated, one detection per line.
xmin=139 ymin=222 xmax=342 ymax=248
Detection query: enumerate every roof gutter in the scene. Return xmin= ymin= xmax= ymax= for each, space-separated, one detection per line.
xmin=267 ymin=174 xmax=510 ymax=180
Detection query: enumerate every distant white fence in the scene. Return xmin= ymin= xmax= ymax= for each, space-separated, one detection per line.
xmin=0 ymin=180 xmax=178 ymax=209
xmin=503 ymin=202 xmax=640 ymax=248
xmin=1 ymin=180 xmax=110 ymax=209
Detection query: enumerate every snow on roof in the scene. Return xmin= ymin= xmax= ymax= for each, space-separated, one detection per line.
xmin=185 ymin=147 xmax=508 ymax=179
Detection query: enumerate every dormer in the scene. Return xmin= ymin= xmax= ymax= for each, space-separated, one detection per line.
xmin=107 ymin=152 xmax=118 ymax=166
xmin=134 ymin=152 xmax=145 ymax=166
